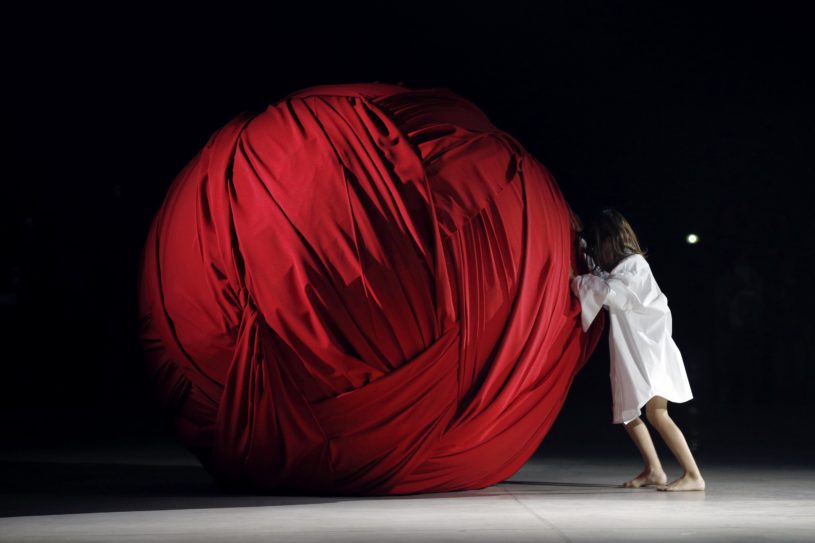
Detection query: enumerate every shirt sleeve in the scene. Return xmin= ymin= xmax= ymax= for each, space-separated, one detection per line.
xmin=571 ymin=273 xmax=610 ymax=332
xmin=605 ymin=268 xmax=646 ymax=313
xmin=571 ymin=265 xmax=645 ymax=332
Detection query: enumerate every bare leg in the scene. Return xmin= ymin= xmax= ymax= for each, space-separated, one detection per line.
xmin=645 ymin=396 xmax=706 ymax=491
xmin=621 ymin=417 xmax=668 ymax=487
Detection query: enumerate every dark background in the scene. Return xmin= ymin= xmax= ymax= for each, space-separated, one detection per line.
xmin=2 ymin=3 xmax=813 ymax=464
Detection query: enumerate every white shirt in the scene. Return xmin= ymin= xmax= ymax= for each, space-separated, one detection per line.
xmin=570 ymin=242 xmax=693 ymax=424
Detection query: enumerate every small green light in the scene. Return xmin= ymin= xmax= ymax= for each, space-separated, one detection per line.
xmin=686 ymin=233 xmax=699 ymax=244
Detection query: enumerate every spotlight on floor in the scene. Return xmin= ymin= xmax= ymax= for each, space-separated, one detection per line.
xmin=686 ymin=233 xmax=699 ymax=244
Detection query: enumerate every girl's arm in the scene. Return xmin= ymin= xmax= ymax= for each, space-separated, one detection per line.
xmin=576 ymin=236 xmax=608 ymax=278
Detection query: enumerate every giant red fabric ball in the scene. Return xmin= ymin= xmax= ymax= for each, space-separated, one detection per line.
xmin=137 ymin=82 xmax=604 ymax=495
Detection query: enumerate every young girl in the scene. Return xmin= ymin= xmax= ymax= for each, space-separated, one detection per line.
xmin=569 ymin=208 xmax=705 ymax=492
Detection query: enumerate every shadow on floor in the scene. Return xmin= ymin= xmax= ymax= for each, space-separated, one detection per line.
xmin=506 ymin=481 xmax=621 ymax=488
xmin=5 ymin=456 xmax=688 ymax=518
xmin=0 ymin=461 xmax=360 ymax=517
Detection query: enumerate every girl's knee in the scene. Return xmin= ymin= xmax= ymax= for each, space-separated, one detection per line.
xmin=646 ymin=405 xmax=669 ymax=427
xmin=623 ymin=416 xmax=643 ymax=427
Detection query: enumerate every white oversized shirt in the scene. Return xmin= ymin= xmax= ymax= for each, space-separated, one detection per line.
xmin=570 ymin=245 xmax=693 ymax=424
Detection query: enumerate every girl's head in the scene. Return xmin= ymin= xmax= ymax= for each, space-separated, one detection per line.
xmin=580 ymin=208 xmax=648 ymax=272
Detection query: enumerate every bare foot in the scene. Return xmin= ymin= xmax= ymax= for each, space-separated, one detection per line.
xmin=657 ymin=473 xmax=706 ymax=492
xmin=622 ymin=468 xmax=668 ymax=488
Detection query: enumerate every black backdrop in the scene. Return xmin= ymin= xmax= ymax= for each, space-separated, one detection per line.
xmin=3 ymin=3 xmax=812 ymax=461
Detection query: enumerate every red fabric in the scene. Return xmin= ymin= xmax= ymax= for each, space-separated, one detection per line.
xmin=137 ymin=82 xmax=604 ymax=495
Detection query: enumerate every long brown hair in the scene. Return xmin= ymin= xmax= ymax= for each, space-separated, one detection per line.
xmin=580 ymin=208 xmax=649 ymax=273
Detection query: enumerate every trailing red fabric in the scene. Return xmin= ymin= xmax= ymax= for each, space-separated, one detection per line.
xmin=137 ymin=82 xmax=604 ymax=495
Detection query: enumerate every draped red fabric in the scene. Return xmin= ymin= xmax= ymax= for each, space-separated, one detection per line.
xmin=137 ymin=82 xmax=605 ymax=495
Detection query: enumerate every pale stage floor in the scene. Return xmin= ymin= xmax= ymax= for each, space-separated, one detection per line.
xmin=1 ymin=439 xmax=812 ymax=542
